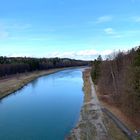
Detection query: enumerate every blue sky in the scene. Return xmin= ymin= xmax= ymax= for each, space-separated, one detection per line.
xmin=0 ymin=0 xmax=140 ymax=60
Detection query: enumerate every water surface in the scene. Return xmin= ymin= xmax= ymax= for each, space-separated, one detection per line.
xmin=0 ymin=68 xmax=84 ymax=140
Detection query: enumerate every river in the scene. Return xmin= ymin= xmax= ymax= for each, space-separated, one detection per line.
xmin=0 ymin=68 xmax=85 ymax=140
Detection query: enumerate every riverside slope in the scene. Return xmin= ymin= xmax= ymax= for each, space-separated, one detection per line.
xmin=67 ymin=69 xmax=110 ymax=140
xmin=0 ymin=69 xmax=63 ymax=99
xmin=0 ymin=67 xmax=82 ymax=100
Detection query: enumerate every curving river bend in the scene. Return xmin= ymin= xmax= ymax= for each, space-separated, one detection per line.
xmin=0 ymin=68 xmax=85 ymax=140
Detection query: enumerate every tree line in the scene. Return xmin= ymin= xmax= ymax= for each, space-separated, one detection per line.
xmin=91 ymin=46 xmax=140 ymax=119
xmin=0 ymin=57 xmax=88 ymax=77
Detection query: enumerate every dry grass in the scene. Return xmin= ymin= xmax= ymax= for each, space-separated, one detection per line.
xmin=82 ymin=69 xmax=92 ymax=102
xmin=0 ymin=68 xmax=68 ymax=99
xmin=96 ymin=85 xmax=140 ymax=133
xmin=103 ymin=112 xmax=129 ymax=140
xmin=95 ymin=85 xmax=140 ymax=139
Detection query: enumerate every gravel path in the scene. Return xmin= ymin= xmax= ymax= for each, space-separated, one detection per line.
xmin=67 ymin=73 xmax=111 ymax=140
xmin=87 ymin=77 xmax=110 ymax=140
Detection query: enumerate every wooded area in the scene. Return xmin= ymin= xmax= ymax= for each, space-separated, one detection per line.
xmin=91 ymin=46 xmax=140 ymax=120
xmin=0 ymin=57 xmax=88 ymax=77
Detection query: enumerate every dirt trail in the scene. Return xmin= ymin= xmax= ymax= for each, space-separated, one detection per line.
xmin=67 ymin=70 xmax=111 ymax=140
xmin=88 ymin=77 xmax=109 ymax=139
xmin=102 ymin=108 xmax=137 ymax=140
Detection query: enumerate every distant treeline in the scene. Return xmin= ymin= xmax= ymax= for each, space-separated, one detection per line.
xmin=91 ymin=46 xmax=140 ymax=119
xmin=0 ymin=57 xmax=88 ymax=77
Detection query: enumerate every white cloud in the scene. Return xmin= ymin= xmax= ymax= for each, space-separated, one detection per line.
xmin=0 ymin=25 xmax=9 ymax=39
xmin=96 ymin=16 xmax=112 ymax=24
xmin=132 ymin=16 xmax=140 ymax=22
xmin=6 ymin=23 xmax=32 ymax=30
xmin=6 ymin=49 xmax=113 ymax=60
xmin=46 ymin=49 xmax=113 ymax=60
xmin=104 ymin=28 xmax=115 ymax=35
xmin=0 ymin=22 xmax=31 ymax=40
xmin=0 ymin=22 xmax=32 ymax=39
xmin=7 ymin=53 xmax=32 ymax=57
xmin=0 ymin=30 xmax=9 ymax=39
xmin=3 ymin=47 xmax=138 ymax=60
xmin=104 ymin=27 xmax=123 ymax=38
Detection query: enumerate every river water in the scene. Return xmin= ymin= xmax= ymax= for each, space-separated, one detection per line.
xmin=0 ymin=68 xmax=84 ymax=140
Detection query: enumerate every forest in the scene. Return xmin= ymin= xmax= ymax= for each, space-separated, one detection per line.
xmin=91 ymin=46 xmax=140 ymax=121
xmin=0 ymin=57 xmax=88 ymax=77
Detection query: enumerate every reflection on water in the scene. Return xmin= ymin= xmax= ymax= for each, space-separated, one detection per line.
xmin=0 ymin=68 xmax=84 ymax=140
xmin=31 ymin=78 xmax=40 ymax=88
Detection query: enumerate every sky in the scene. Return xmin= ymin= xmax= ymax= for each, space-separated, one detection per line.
xmin=0 ymin=0 xmax=140 ymax=60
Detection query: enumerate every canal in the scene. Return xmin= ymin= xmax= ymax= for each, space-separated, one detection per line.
xmin=0 ymin=68 xmax=84 ymax=140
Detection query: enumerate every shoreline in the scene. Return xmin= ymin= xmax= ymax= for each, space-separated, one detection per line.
xmin=67 ymin=68 xmax=129 ymax=140
xmin=67 ymin=68 xmax=110 ymax=140
xmin=0 ymin=66 xmax=86 ymax=100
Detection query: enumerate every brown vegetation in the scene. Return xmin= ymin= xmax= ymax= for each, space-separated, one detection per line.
xmin=91 ymin=46 xmax=140 ymax=131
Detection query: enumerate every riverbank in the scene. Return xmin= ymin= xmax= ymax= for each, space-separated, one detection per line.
xmin=67 ymin=69 xmax=110 ymax=140
xmin=0 ymin=67 xmax=85 ymax=100
xmin=67 ymin=69 xmax=129 ymax=140
xmin=0 ymin=68 xmax=62 ymax=100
